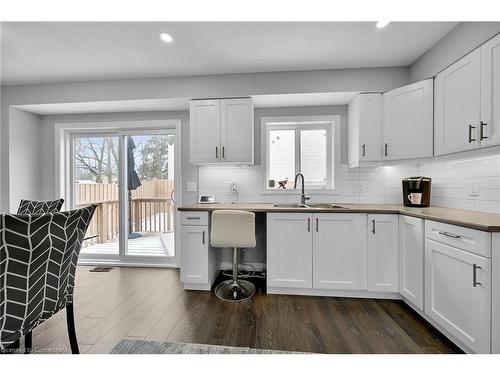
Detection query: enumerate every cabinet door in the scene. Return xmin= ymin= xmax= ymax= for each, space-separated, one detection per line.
xmin=348 ymin=94 xmax=382 ymax=167
xmin=481 ymin=33 xmax=500 ymax=147
xmin=367 ymin=214 xmax=399 ymax=292
xmin=180 ymin=226 xmax=209 ymax=284
xmin=220 ymin=98 xmax=254 ymax=164
xmin=398 ymin=216 xmax=424 ymax=310
xmin=383 ymin=79 xmax=433 ymax=160
xmin=434 ymin=49 xmax=481 ymax=155
xmin=267 ymin=213 xmax=313 ymax=289
xmin=313 ymin=213 xmax=367 ymax=290
xmin=189 ymin=99 xmax=221 ymax=164
xmin=425 ymin=239 xmax=491 ymax=353
xmin=358 ymin=94 xmax=383 ymax=162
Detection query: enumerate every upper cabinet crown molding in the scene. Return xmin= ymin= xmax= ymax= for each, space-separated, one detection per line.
xmin=189 ymin=97 xmax=254 ymax=165
xmin=383 ymin=79 xmax=434 ymax=160
xmin=348 ymin=93 xmax=382 ymax=168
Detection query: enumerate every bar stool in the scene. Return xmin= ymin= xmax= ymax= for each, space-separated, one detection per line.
xmin=211 ymin=210 xmax=256 ymax=302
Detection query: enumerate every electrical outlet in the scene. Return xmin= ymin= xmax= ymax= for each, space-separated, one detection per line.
xmin=186 ymin=181 xmax=197 ymax=192
xmin=469 ymin=181 xmax=480 ymax=197
xmin=230 ymin=181 xmax=240 ymax=192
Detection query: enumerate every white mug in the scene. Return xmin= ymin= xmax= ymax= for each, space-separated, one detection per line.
xmin=408 ymin=193 xmax=422 ymax=205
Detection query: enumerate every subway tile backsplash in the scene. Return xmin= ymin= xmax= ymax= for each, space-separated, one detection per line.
xmin=198 ymin=152 xmax=500 ymax=214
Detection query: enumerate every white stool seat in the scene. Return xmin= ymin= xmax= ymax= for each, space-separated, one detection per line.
xmin=211 ymin=210 xmax=256 ymax=248
xmin=210 ymin=210 xmax=256 ymax=302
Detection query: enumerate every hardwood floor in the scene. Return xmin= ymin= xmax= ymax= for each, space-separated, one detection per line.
xmin=30 ymin=266 xmax=461 ymax=354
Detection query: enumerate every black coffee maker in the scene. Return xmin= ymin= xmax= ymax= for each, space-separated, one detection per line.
xmin=402 ymin=177 xmax=432 ymax=207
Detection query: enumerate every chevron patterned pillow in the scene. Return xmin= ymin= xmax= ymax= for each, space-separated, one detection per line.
xmin=17 ymin=198 xmax=64 ymax=214
xmin=0 ymin=205 xmax=96 ymax=350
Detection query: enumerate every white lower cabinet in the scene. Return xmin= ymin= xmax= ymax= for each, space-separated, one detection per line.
xmin=266 ymin=213 xmax=313 ymax=288
xmin=180 ymin=225 xmax=209 ymax=285
xmin=398 ymin=216 xmax=425 ymax=310
xmin=425 ymin=239 xmax=491 ymax=353
xmin=313 ymin=213 xmax=367 ymax=290
xmin=367 ymin=215 xmax=399 ymax=292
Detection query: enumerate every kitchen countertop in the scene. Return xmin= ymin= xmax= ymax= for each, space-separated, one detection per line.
xmin=178 ymin=203 xmax=500 ymax=232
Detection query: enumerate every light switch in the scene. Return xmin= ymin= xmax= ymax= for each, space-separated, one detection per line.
xmin=186 ymin=181 xmax=197 ymax=192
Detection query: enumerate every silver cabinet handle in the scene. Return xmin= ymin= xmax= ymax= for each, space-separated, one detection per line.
xmin=468 ymin=125 xmax=476 ymax=143
xmin=438 ymin=231 xmax=461 ymax=240
xmin=216 ymin=146 xmax=219 ymax=159
xmin=371 ymin=219 xmax=376 ymax=234
xmin=202 ymin=230 xmax=205 ymax=244
xmin=186 ymin=216 xmax=201 ymax=220
xmin=384 ymin=143 xmax=388 ymax=157
xmin=361 ymin=144 xmax=366 ymax=157
xmin=473 ymin=264 xmax=482 ymax=287
xmin=307 ymin=218 xmax=311 ymax=232
xmin=481 ymin=121 xmax=488 ymax=140
xmin=316 ymin=218 xmax=319 ymax=232
xmin=222 ymin=146 xmax=225 ymax=159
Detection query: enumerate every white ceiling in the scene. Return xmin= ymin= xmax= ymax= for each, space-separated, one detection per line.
xmin=16 ymin=92 xmax=360 ymax=115
xmin=1 ymin=22 xmax=458 ymax=86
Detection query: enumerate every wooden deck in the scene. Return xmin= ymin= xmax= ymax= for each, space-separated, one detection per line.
xmin=81 ymin=232 xmax=174 ymax=257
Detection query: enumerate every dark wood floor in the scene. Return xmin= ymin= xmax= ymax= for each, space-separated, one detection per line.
xmin=31 ymin=267 xmax=461 ymax=354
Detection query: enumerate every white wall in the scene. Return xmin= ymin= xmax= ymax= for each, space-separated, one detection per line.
xmin=8 ymin=108 xmax=42 ymax=211
xmin=0 ymin=66 xmax=409 ymax=210
xmin=409 ymin=22 xmax=500 ymax=82
xmin=199 ymin=150 xmax=500 ymax=215
xmin=37 ymin=110 xmax=198 ymax=208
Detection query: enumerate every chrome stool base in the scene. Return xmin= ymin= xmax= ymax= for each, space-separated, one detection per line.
xmin=214 ymin=279 xmax=256 ymax=302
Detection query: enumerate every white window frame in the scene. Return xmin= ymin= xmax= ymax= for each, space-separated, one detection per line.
xmin=55 ymin=119 xmax=182 ymax=268
xmin=261 ymin=115 xmax=340 ymax=193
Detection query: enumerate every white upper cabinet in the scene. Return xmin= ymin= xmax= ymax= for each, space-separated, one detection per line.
xmin=220 ymin=98 xmax=254 ymax=163
xmin=481 ymin=33 xmax=500 ymax=148
xmin=313 ymin=213 xmax=367 ymax=290
xmin=189 ymin=99 xmax=221 ymax=164
xmin=367 ymin=214 xmax=399 ymax=293
xmin=190 ymin=98 xmax=254 ymax=164
xmin=398 ymin=215 xmax=424 ymax=310
xmin=434 ymin=49 xmax=481 ymax=155
xmin=383 ymin=79 xmax=434 ymax=160
xmin=348 ymin=93 xmax=382 ymax=167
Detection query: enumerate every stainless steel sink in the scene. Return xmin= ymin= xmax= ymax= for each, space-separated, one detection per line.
xmin=273 ymin=203 xmax=309 ymax=208
xmin=273 ymin=203 xmax=348 ymax=209
xmin=307 ymin=203 xmax=348 ymax=209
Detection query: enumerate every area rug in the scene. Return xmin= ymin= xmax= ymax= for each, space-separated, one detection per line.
xmin=110 ymin=339 xmax=301 ymax=354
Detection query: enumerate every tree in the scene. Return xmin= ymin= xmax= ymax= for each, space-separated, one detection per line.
xmin=137 ymin=136 xmax=170 ymax=180
xmin=74 ymin=137 xmax=118 ymax=183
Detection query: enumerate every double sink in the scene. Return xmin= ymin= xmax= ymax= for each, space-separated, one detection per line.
xmin=272 ymin=203 xmax=349 ymax=209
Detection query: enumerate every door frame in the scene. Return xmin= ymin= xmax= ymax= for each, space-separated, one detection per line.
xmin=55 ymin=119 xmax=182 ymax=267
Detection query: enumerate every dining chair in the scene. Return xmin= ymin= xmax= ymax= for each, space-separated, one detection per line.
xmin=0 ymin=205 xmax=96 ymax=354
xmin=17 ymin=198 xmax=65 ymax=214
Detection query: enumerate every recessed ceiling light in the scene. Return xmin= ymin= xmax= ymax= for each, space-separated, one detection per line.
xmin=376 ymin=21 xmax=390 ymax=29
xmin=159 ymin=33 xmax=173 ymax=43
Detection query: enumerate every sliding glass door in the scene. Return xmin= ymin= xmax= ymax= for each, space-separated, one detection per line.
xmin=124 ymin=132 xmax=176 ymax=258
xmin=73 ymin=134 xmax=121 ymax=257
xmin=71 ymin=129 xmax=177 ymax=264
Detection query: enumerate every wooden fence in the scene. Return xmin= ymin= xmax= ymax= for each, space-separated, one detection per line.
xmin=76 ymin=179 xmax=175 ymax=245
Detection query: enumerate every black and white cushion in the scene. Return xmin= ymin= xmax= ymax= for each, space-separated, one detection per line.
xmin=0 ymin=205 xmax=96 ymax=350
xmin=17 ymin=199 xmax=64 ymax=215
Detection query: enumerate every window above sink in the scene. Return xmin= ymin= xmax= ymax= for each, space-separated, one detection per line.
xmin=262 ymin=115 xmax=340 ymax=192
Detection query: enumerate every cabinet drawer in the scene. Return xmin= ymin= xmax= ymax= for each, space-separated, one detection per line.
xmin=180 ymin=211 xmax=209 ymax=226
xmin=425 ymin=220 xmax=490 ymax=257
